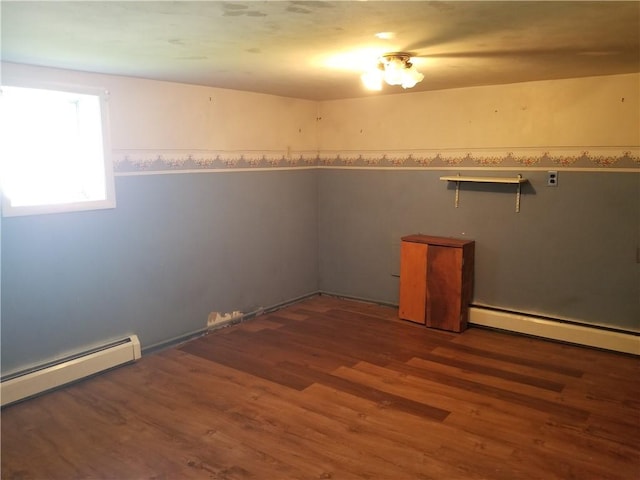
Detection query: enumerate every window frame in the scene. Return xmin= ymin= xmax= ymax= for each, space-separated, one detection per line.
xmin=0 ymin=80 xmax=116 ymax=217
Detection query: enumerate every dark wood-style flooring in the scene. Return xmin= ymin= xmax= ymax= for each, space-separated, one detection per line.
xmin=2 ymin=295 xmax=639 ymax=479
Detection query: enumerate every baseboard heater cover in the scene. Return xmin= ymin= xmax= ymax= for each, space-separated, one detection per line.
xmin=469 ymin=307 xmax=639 ymax=355
xmin=1 ymin=335 xmax=141 ymax=407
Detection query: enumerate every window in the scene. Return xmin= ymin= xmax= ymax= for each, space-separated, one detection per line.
xmin=0 ymin=84 xmax=115 ymax=217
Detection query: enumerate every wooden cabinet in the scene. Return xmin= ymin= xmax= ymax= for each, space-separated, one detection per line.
xmin=399 ymin=235 xmax=474 ymax=332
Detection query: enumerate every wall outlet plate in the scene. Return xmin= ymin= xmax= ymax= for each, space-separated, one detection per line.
xmin=547 ymin=171 xmax=558 ymax=186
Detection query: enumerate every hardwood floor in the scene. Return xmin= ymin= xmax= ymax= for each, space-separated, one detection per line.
xmin=2 ymin=295 xmax=639 ymax=479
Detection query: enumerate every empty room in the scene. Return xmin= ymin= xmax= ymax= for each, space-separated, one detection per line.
xmin=1 ymin=1 xmax=639 ymax=479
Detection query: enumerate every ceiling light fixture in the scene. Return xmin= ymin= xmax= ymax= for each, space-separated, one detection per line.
xmin=361 ymin=52 xmax=424 ymax=91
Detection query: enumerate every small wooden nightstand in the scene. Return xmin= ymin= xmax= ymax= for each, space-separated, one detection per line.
xmin=399 ymin=235 xmax=475 ymax=332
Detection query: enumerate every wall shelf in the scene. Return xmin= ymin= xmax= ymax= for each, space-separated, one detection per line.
xmin=440 ymin=174 xmax=528 ymax=212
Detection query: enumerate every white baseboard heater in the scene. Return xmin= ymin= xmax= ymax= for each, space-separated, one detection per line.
xmin=469 ymin=307 xmax=639 ymax=355
xmin=1 ymin=335 xmax=141 ymax=407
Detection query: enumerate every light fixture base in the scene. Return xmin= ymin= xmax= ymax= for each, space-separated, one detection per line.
xmin=380 ymin=52 xmax=413 ymax=64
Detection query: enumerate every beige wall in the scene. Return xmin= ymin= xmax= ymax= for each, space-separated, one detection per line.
xmin=318 ymin=73 xmax=640 ymax=151
xmin=1 ymin=62 xmax=319 ymax=152
xmin=4 ymin=62 xmax=638 ymax=154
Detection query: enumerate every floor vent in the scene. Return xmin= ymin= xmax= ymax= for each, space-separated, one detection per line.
xmin=1 ymin=335 xmax=141 ymax=407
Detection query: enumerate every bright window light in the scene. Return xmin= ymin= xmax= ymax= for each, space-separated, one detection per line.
xmin=0 ymin=85 xmax=115 ymax=217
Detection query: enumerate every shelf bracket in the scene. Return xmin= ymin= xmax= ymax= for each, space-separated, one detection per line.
xmin=515 ymin=174 xmax=522 ymax=213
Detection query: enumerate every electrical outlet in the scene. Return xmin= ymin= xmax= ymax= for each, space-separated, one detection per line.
xmin=547 ymin=171 xmax=558 ymax=187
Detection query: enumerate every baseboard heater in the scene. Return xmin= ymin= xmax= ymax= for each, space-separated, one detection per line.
xmin=1 ymin=335 xmax=141 ymax=407
xmin=469 ymin=307 xmax=639 ymax=355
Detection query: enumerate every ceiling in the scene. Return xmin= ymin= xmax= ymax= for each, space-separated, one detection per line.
xmin=1 ymin=1 xmax=639 ymax=101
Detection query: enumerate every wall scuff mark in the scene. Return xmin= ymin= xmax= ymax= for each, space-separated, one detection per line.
xmin=207 ymin=311 xmax=244 ymax=329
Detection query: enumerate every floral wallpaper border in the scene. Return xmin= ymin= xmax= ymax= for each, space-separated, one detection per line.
xmin=113 ymin=147 xmax=640 ymax=174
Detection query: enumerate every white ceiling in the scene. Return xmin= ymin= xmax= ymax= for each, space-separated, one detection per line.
xmin=1 ymin=1 xmax=639 ymax=101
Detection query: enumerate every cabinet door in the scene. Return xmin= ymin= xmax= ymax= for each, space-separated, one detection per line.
xmin=426 ymin=245 xmax=463 ymax=331
xmin=399 ymin=241 xmax=427 ymax=324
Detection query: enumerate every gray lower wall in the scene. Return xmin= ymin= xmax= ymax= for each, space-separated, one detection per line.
xmin=1 ymin=170 xmax=319 ymax=376
xmin=2 ymin=167 xmax=638 ymax=375
xmin=318 ymin=169 xmax=640 ymax=331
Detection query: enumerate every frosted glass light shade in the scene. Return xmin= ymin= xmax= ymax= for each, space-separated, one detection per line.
xmin=361 ymin=53 xmax=424 ymax=90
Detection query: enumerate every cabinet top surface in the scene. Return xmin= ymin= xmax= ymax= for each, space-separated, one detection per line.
xmin=401 ymin=234 xmax=475 ymax=247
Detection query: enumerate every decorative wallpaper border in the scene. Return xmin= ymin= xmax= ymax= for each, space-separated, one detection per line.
xmin=113 ymin=147 xmax=640 ymax=174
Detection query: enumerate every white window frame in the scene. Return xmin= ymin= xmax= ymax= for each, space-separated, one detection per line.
xmin=0 ymin=80 xmax=115 ymax=217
